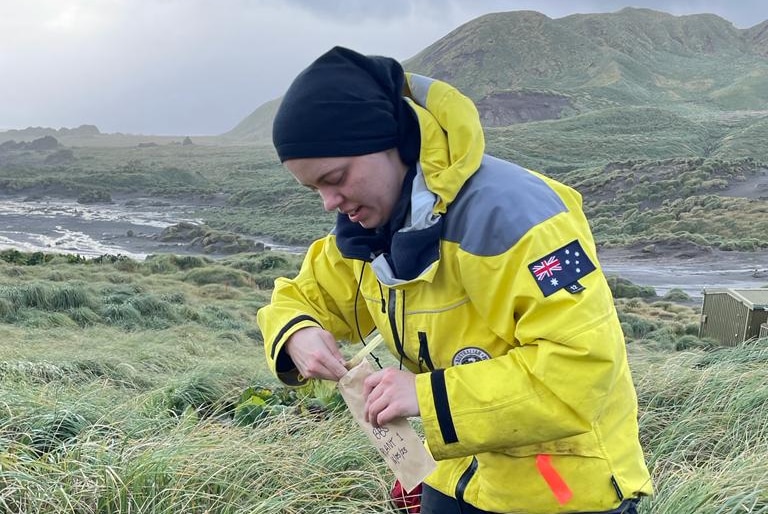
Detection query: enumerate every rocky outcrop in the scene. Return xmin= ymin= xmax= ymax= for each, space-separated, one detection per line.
xmin=0 ymin=125 xmax=100 ymax=143
xmin=475 ymin=91 xmax=572 ymax=126
xmin=158 ymin=222 xmax=265 ymax=255
xmin=0 ymin=136 xmax=60 ymax=152
xmin=77 ymin=189 xmax=113 ymax=204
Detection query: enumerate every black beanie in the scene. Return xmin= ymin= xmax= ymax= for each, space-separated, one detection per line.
xmin=272 ymin=46 xmax=419 ymax=165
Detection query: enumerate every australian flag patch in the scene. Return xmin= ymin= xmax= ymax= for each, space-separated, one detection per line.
xmin=528 ymin=240 xmax=596 ymax=297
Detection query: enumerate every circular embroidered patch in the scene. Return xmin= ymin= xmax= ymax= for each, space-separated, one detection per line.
xmin=452 ymin=347 xmax=491 ymax=366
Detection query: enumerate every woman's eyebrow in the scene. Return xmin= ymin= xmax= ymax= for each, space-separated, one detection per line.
xmin=301 ymin=167 xmax=343 ymax=188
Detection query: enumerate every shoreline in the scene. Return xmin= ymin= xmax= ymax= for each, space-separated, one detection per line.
xmin=1 ymin=195 xmax=766 ymax=299
xmin=598 ymin=246 xmax=768 ymax=299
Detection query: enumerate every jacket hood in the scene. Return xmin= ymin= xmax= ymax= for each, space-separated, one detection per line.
xmin=335 ymin=72 xmax=486 ymax=286
xmin=404 ymin=73 xmax=485 ymax=215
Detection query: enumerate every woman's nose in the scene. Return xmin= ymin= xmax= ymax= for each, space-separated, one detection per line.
xmin=319 ymin=188 xmax=343 ymax=212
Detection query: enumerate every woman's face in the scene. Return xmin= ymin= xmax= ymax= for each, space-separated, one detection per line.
xmin=285 ymin=148 xmax=408 ymax=229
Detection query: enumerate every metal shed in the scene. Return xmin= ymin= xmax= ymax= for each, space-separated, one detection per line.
xmin=699 ymin=288 xmax=768 ymax=346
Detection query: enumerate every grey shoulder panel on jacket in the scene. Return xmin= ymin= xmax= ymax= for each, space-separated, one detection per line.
xmin=442 ymin=156 xmax=567 ymax=256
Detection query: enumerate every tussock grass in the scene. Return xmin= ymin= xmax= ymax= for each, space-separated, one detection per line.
xmin=0 ymin=254 xmax=277 ymax=331
xmin=0 ymin=377 xmax=391 ymax=513
xmin=632 ymin=339 xmax=768 ymax=513
xmin=0 ymin=282 xmax=96 ymax=313
xmin=0 ymin=359 xmax=148 ymax=388
xmin=67 ymin=306 xmax=102 ymax=327
xmin=1 ymin=252 xmax=766 ymax=512
xmin=184 ymin=267 xmax=252 ymax=287
xmin=616 ymin=295 xmax=711 ymax=351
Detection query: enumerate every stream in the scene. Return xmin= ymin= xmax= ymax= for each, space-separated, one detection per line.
xmin=1 ymin=196 xmax=766 ymax=300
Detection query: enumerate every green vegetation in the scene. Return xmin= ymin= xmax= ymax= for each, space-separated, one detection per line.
xmin=607 ymin=275 xmax=657 ymax=299
xmin=0 ymin=251 xmax=389 ymax=513
xmin=406 ymin=9 xmax=768 ymax=117
xmin=0 ymin=253 xmax=765 ymax=513
xmin=632 ymin=340 xmax=768 ymax=512
xmin=1 ymin=134 xmax=765 ymax=248
xmin=561 ymin=158 xmax=768 ymax=249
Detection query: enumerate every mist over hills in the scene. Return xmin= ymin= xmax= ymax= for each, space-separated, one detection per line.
xmin=225 ymin=8 xmax=768 ymax=140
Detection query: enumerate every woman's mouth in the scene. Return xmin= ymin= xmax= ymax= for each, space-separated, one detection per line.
xmin=346 ymin=206 xmax=363 ymax=222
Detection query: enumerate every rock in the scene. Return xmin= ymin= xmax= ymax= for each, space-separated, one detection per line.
xmin=27 ymin=135 xmax=60 ymax=151
xmin=77 ymin=189 xmax=112 ymax=204
xmin=158 ymin=222 xmax=208 ymax=242
xmin=157 ymin=222 xmax=264 ymax=255
xmin=475 ymin=91 xmax=572 ymax=127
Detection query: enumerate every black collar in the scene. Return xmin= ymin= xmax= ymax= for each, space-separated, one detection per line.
xmin=335 ymin=166 xmax=442 ymax=281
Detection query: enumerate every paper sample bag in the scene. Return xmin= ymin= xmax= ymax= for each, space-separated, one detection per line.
xmin=338 ymin=359 xmax=437 ymax=492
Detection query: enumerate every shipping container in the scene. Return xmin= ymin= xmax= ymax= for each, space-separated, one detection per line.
xmin=699 ymin=289 xmax=768 ymax=346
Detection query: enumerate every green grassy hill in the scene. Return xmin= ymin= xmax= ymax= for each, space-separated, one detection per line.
xmin=485 ymin=107 xmax=716 ymax=170
xmin=221 ymin=97 xmax=282 ymax=141
xmin=746 ymin=20 xmax=768 ymax=56
xmin=223 ymin=8 xmax=768 ymax=140
xmin=406 ymin=8 xmax=768 ymax=117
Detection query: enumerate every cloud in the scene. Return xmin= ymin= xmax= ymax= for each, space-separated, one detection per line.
xmin=279 ymin=0 xmax=451 ymax=21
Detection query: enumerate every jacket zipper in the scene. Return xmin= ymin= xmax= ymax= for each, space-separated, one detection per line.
xmin=455 ymin=456 xmax=478 ymax=508
xmin=387 ymin=288 xmax=406 ymax=360
xmin=377 ymin=281 xmax=386 ymax=313
xmin=417 ymin=331 xmax=435 ymax=371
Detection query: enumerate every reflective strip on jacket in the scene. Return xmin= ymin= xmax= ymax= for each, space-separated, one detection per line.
xmin=256 ymin=72 xmax=653 ymax=513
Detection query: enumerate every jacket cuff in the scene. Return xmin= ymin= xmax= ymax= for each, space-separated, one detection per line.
xmin=416 ymin=369 xmax=459 ymax=460
xmin=269 ymin=315 xmax=322 ymax=386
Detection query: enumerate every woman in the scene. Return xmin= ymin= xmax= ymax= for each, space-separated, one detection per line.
xmin=257 ymin=46 xmax=652 ymax=514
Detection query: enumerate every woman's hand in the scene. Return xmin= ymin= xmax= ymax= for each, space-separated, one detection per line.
xmin=363 ymin=367 xmax=420 ymax=426
xmin=284 ymin=327 xmax=348 ymax=381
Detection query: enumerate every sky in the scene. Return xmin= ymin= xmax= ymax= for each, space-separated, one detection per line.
xmin=2 ymin=0 xmax=768 ymax=136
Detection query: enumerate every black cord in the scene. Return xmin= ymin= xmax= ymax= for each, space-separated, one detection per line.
xmin=398 ymin=290 xmax=406 ymax=371
xmin=353 ymin=263 xmax=383 ymax=369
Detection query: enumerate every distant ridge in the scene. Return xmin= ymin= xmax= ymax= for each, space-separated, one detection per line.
xmin=406 ymin=8 xmax=768 ymax=121
xmin=0 ymin=125 xmax=100 ymax=142
xmin=227 ymin=8 xmax=768 ymax=140
xmin=747 ymin=20 xmax=768 ymax=56
xmin=221 ymin=98 xmax=281 ymax=141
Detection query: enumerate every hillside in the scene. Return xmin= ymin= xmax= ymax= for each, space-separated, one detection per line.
xmin=0 ymin=125 xmax=101 ymax=143
xmin=221 ymin=97 xmax=282 ymax=141
xmin=228 ymin=8 xmax=768 ymax=141
xmin=407 ymin=8 xmax=768 ymax=121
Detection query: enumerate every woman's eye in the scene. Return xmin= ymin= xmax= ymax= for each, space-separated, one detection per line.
xmin=324 ymin=172 xmax=344 ymax=185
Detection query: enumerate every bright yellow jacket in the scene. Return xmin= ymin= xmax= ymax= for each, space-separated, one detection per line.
xmin=257 ymin=73 xmax=653 ymax=513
